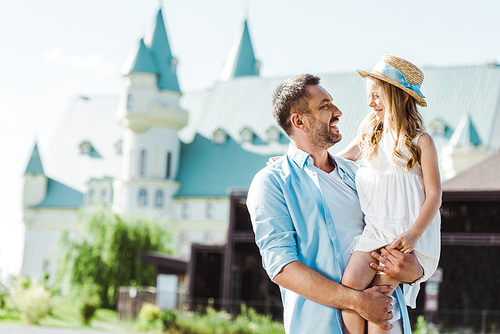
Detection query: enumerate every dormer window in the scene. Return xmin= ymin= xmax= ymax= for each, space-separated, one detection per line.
xmin=429 ymin=119 xmax=446 ymax=136
xmin=254 ymin=61 xmax=261 ymax=75
xmin=267 ymin=127 xmax=281 ymax=142
xmin=240 ymin=128 xmax=254 ymax=143
xmin=79 ymin=141 xmax=101 ymax=158
xmin=114 ymin=140 xmax=123 ymax=155
xmin=170 ymin=58 xmax=178 ymax=72
xmin=79 ymin=141 xmax=91 ymax=155
xmin=213 ymin=129 xmax=227 ymax=145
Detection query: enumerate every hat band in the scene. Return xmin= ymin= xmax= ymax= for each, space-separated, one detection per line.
xmin=372 ymin=61 xmax=426 ymax=99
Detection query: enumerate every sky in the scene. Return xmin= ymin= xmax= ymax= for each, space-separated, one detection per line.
xmin=1 ymin=0 xmax=499 ymax=280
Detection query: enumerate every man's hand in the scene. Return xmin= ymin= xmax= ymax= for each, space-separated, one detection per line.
xmin=370 ymin=246 xmax=423 ymax=283
xmin=354 ymin=285 xmax=395 ymax=330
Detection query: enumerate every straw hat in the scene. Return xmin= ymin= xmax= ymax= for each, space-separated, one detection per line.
xmin=357 ymin=54 xmax=427 ymax=107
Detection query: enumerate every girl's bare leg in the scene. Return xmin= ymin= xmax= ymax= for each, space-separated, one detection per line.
xmin=341 ymin=251 xmax=378 ymax=334
xmin=367 ymin=273 xmax=400 ymax=334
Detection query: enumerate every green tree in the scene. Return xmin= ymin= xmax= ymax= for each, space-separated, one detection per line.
xmin=58 ymin=209 xmax=174 ymax=309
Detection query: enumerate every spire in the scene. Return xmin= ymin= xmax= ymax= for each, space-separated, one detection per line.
xmin=220 ymin=20 xmax=260 ymax=81
xmin=25 ymin=143 xmax=44 ymax=175
xmin=449 ymin=114 xmax=482 ymax=147
xmin=148 ymin=9 xmax=181 ymax=93
xmin=123 ymin=38 xmax=158 ymax=75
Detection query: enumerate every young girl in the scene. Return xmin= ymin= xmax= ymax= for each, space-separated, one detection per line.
xmin=338 ymin=54 xmax=441 ymax=334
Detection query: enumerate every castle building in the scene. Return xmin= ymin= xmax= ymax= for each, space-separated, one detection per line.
xmin=22 ymin=8 xmax=500 ymax=282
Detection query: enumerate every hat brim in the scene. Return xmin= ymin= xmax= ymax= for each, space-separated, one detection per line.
xmin=357 ymin=69 xmax=427 ymax=107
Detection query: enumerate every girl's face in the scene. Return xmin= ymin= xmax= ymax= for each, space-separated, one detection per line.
xmin=366 ymin=78 xmax=385 ymax=122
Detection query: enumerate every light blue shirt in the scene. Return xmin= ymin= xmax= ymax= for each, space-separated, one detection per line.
xmin=247 ymin=144 xmax=411 ymax=334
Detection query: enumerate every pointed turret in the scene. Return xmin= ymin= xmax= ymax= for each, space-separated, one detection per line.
xmin=441 ymin=114 xmax=489 ymax=180
xmin=123 ymin=38 xmax=158 ymax=75
xmin=148 ymin=9 xmax=180 ymax=93
xmin=23 ymin=143 xmax=47 ymax=208
xmin=220 ymin=20 xmax=260 ymax=81
xmin=24 ymin=143 xmax=44 ymax=175
xmin=114 ymin=7 xmax=186 ymax=218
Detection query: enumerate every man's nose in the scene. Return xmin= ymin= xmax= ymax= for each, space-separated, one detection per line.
xmin=334 ymin=106 xmax=343 ymax=117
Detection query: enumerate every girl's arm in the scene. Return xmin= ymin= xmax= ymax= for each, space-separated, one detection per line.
xmin=336 ymin=137 xmax=361 ymax=161
xmin=390 ymin=133 xmax=442 ymax=252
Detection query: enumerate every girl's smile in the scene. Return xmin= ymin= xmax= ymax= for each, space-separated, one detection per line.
xmin=366 ymin=78 xmax=386 ymax=122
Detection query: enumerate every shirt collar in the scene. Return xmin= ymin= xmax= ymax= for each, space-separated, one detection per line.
xmin=287 ymin=143 xmax=311 ymax=169
xmin=287 ymin=143 xmax=338 ymax=170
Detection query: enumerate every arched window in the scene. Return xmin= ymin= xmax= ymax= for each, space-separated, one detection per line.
xmin=138 ymin=189 xmax=147 ymax=207
xmin=267 ymin=127 xmax=281 ymax=142
xmin=140 ymin=150 xmax=146 ymax=176
xmin=101 ymin=189 xmax=107 ymax=202
xmin=127 ymin=93 xmax=133 ymax=109
xmin=206 ymin=201 xmax=214 ymax=219
xmin=166 ymin=152 xmax=172 ymax=179
xmin=155 ymin=190 xmax=163 ymax=208
xmin=87 ymin=188 xmax=95 ymax=203
xmin=182 ymin=201 xmax=190 ymax=219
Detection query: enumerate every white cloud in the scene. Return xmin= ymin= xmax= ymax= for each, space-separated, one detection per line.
xmin=44 ymin=47 xmax=118 ymax=77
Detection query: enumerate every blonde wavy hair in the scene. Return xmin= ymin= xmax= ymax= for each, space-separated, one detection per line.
xmin=358 ymin=77 xmax=425 ymax=170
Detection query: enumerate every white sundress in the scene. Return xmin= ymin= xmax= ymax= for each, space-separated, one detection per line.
xmin=353 ymin=131 xmax=441 ymax=279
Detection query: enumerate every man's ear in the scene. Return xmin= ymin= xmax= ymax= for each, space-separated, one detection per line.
xmin=290 ymin=113 xmax=307 ymax=132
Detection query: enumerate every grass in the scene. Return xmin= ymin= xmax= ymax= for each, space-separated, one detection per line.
xmin=0 ymin=296 xmax=286 ymax=334
xmin=0 ymin=296 xmax=123 ymax=331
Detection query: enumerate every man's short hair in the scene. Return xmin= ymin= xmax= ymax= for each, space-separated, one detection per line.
xmin=272 ymin=74 xmax=321 ymax=136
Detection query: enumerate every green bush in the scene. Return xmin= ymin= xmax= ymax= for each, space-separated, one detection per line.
xmin=0 ymin=278 xmax=7 ymax=309
xmin=79 ymin=291 xmax=100 ymax=326
xmin=13 ymin=283 xmax=53 ymax=324
xmin=58 ymin=210 xmax=174 ymax=309
xmin=170 ymin=305 xmax=285 ymax=334
xmin=138 ymin=302 xmax=161 ymax=323
xmin=160 ymin=309 xmax=178 ymax=331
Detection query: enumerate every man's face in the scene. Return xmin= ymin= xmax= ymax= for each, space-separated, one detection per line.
xmin=304 ymin=85 xmax=343 ymax=149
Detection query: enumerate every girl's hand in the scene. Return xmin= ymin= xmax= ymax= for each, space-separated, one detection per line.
xmin=266 ymin=156 xmax=282 ymax=166
xmin=389 ymin=231 xmax=419 ymax=254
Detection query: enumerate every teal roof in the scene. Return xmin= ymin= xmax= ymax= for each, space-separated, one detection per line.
xmin=449 ymin=114 xmax=482 ymax=147
xmin=129 ymin=38 xmax=158 ymax=74
xmin=220 ymin=20 xmax=259 ymax=81
xmin=25 ymin=143 xmax=44 ymax=175
xmin=149 ymin=9 xmax=180 ymax=93
xmin=181 ymin=63 xmax=500 ymax=158
xmin=33 ymin=178 xmax=84 ymax=208
xmin=175 ymin=134 xmax=274 ymax=197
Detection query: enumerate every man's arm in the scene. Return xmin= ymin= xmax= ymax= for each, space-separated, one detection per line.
xmin=274 ymin=261 xmax=395 ymax=330
xmin=248 ymin=168 xmax=395 ymax=330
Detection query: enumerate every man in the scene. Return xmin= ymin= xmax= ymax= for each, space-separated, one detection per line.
xmin=247 ymin=74 xmax=428 ymax=334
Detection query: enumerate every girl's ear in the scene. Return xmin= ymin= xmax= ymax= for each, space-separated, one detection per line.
xmin=403 ymin=91 xmax=410 ymax=103
xmin=290 ymin=113 xmax=307 ymax=131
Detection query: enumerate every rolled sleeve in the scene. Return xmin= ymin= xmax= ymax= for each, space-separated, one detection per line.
xmin=247 ymin=169 xmax=299 ymax=279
